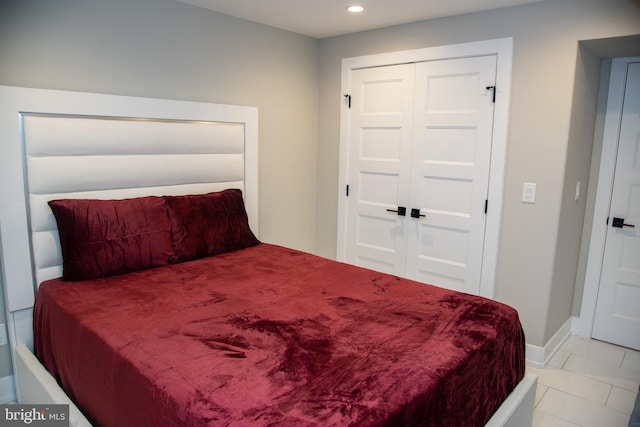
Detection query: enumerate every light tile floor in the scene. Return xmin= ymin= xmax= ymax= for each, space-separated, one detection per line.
xmin=528 ymin=336 xmax=639 ymax=427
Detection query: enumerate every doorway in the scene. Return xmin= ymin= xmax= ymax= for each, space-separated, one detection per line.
xmin=580 ymin=57 xmax=640 ymax=351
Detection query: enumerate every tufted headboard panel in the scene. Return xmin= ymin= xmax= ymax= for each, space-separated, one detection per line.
xmin=24 ymin=114 xmax=249 ymax=286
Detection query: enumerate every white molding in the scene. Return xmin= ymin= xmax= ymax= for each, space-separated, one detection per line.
xmin=572 ymin=316 xmax=581 ymax=334
xmin=578 ymin=57 xmax=640 ymax=338
xmin=0 ymin=375 xmax=16 ymax=404
xmin=337 ymin=37 xmax=513 ymax=299
xmin=526 ymin=316 xmax=575 ymax=368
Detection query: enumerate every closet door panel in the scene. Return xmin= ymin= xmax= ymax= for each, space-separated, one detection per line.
xmin=344 ymin=64 xmax=416 ymax=276
xmin=407 ymin=56 xmax=497 ymax=294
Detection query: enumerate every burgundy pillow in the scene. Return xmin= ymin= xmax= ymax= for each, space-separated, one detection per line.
xmin=48 ymin=196 xmax=173 ymax=281
xmin=164 ymin=189 xmax=259 ymax=263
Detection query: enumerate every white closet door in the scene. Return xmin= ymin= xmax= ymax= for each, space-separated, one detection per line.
xmin=343 ymin=56 xmax=497 ymax=294
xmin=592 ymin=61 xmax=640 ymax=351
xmin=406 ymin=56 xmax=497 ymax=294
xmin=344 ymin=64 xmax=415 ymax=275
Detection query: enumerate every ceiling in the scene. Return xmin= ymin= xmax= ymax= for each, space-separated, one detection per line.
xmin=176 ymin=0 xmax=548 ymax=39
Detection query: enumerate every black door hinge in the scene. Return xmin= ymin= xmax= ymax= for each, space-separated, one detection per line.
xmin=344 ymin=94 xmax=351 ymax=108
xmin=486 ymin=86 xmax=496 ymax=103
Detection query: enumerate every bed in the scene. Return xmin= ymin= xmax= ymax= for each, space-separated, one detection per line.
xmin=0 ymin=85 xmax=536 ymax=426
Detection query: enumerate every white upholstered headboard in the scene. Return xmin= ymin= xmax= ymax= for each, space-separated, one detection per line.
xmin=0 ymin=86 xmax=258 ymax=352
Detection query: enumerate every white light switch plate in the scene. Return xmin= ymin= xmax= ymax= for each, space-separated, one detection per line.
xmin=522 ymin=182 xmax=536 ymax=204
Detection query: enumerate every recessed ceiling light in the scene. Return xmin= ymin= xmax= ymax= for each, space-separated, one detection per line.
xmin=346 ymin=5 xmax=364 ymax=13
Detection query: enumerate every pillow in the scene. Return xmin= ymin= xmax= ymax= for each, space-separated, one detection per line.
xmin=48 ymin=196 xmax=173 ymax=281
xmin=164 ymin=189 xmax=259 ymax=263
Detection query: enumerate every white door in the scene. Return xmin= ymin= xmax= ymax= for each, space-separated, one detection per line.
xmin=407 ymin=57 xmax=497 ymax=293
xmin=592 ymin=61 xmax=640 ymax=351
xmin=344 ymin=64 xmax=415 ymax=275
xmin=344 ymin=56 xmax=497 ymax=294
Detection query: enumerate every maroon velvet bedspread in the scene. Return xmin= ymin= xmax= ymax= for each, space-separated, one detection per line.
xmin=34 ymin=244 xmax=525 ymax=427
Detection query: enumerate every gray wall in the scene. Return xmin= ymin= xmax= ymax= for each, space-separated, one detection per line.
xmin=548 ymin=43 xmax=602 ymax=340
xmin=316 ymin=0 xmax=640 ymax=347
xmin=0 ymin=0 xmax=319 ymax=378
xmin=0 ymin=0 xmax=320 ymax=252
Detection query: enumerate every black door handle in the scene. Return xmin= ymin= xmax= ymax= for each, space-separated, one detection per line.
xmin=386 ymin=206 xmax=406 ymax=216
xmin=612 ymin=217 xmax=635 ymax=228
xmin=411 ymin=208 xmax=426 ymax=219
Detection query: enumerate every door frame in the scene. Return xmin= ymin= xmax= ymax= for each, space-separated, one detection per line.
xmin=337 ymin=38 xmax=513 ymax=299
xmin=578 ymin=56 xmax=640 ymax=339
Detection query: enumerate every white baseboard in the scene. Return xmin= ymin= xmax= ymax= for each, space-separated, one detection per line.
xmin=525 ymin=316 xmax=576 ymax=368
xmin=0 ymin=375 xmax=16 ymax=403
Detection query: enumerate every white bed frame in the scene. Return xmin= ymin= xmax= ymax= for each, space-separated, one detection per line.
xmin=0 ymin=85 xmax=535 ymax=426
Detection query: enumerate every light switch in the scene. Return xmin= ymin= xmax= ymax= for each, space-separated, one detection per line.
xmin=522 ymin=182 xmax=536 ymax=204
